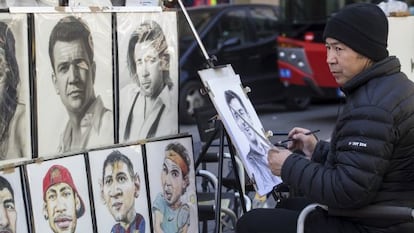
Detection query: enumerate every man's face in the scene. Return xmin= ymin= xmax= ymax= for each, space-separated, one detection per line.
xmin=228 ymin=98 xmax=257 ymax=144
xmin=101 ymin=161 xmax=138 ymax=225
xmin=161 ymin=158 xmax=187 ymax=207
xmin=325 ymin=37 xmax=371 ymax=86
xmin=52 ymin=39 xmax=96 ymax=115
xmin=43 ymin=183 xmax=79 ymax=233
xmin=0 ymin=188 xmax=16 ymax=233
xmin=133 ymin=41 xmax=164 ymax=98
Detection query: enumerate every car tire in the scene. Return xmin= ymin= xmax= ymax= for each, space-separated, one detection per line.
xmin=179 ymin=80 xmax=211 ymax=124
xmin=285 ymin=96 xmax=311 ymax=110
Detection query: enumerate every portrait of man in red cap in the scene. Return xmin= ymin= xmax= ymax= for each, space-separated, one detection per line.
xmin=42 ymin=164 xmax=85 ymax=233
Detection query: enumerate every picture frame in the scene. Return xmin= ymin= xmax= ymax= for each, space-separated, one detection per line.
xmin=199 ymin=69 xmax=282 ymax=195
xmin=34 ymin=12 xmax=115 ymax=156
xmin=87 ymin=144 xmax=151 ymax=233
xmin=144 ymin=135 xmax=199 ymax=233
xmin=116 ymin=11 xmax=179 ymax=144
xmin=0 ymin=166 xmax=30 ymax=233
xmin=25 ymin=154 xmax=95 ymax=233
xmin=0 ymin=13 xmax=33 ymax=164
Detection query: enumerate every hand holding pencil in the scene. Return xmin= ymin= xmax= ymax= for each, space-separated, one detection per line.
xmin=278 ymin=127 xmax=320 ymax=158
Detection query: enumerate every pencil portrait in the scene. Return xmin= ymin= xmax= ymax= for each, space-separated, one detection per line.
xmin=35 ymin=13 xmax=114 ymax=156
xmin=0 ymin=13 xmax=32 ymax=163
xmin=116 ymin=12 xmax=178 ymax=143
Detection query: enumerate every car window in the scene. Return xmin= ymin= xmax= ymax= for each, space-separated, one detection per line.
xmin=250 ymin=6 xmax=279 ymax=40
xmin=203 ymin=9 xmax=249 ymax=51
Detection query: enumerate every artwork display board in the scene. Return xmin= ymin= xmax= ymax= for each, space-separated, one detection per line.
xmin=34 ymin=12 xmax=115 ymax=156
xmin=88 ymin=144 xmax=151 ymax=233
xmin=144 ymin=135 xmax=199 ymax=233
xmin=116 ymin=11 xmax=179 ymax=144
xmin=25 ymin=154 xmax=95 ymax=233
xmin=198 ymin=65 xmax=282 ymax=196
xmin=0 ymin=13 xmax=32 ymax=164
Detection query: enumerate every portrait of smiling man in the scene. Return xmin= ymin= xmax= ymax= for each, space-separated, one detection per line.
xmin=42 ymin=164 xmax=86 ymax=233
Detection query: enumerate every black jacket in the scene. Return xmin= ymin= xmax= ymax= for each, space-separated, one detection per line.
xmin=281 ymin=56 xmax=414 ymax=231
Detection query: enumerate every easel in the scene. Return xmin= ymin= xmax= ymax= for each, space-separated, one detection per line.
xmin=163 ymin=0 xmax=248 ymax=232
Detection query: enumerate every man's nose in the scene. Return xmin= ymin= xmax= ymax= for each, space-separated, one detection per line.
xmin=68 ymin=64 xmax=81 ymax=82
xmin=0 ymin=206 xmax=9 ymax=227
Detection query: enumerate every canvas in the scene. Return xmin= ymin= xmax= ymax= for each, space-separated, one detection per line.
xmin=88 ymin=144 xmax=151 ymax=233
xmin=116 ymin=11 xmax=179 ymax=144
xmin=25 ymin=154 xmax=94 ymax=233
xmin=34 ymin=12 xmax=114 ymax=156
xmin=198 ymin=66 xmax=282 ymax=196
xmin=144 ymin=135 xmax=199 ymax=233
xmin=0 ymin=166 xmax=30 ymax=233
xmin=0 ymin=13 xmax=32 ymax=164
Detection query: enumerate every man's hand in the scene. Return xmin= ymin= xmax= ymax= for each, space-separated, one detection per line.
xmin=287 ymin=127 xmax=318 ymax=159
xmin=267 ymin=147 xmax=291 ymax=176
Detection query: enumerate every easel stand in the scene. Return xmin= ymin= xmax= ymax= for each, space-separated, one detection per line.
xmin=165 ymin=0 xmax=248 ymax=231
xmin=195 ymin=117 xmax=248 ymax=233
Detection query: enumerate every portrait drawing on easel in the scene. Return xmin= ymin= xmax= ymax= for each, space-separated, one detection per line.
xmin=0 ymin=13 xmax=32 ymax=164
xmin=116 ymin=12 xmax=178 ymax=143
xmin=35 ymin=13 xmax=114 ymax=156
xmin=200 ymin=71 xmax=282 ymax=196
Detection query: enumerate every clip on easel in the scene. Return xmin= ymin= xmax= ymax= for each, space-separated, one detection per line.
xmin=163 ymin=0 xmax=247 ymax=232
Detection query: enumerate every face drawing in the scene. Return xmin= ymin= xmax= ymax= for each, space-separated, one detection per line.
xmin=161 ymin=158 xmax=187 ymax=208
xmin=228 ymin=97 xmax=257 ymax=145
xmin=101 ymin=161 xmax=139 ymax=225
xmin=52 ymin=39 xmax=96 ymax=115
xmin=134 ymin=41 xmax=163 ymax=98
xmin=43 ymin=183 xmax=80 ymax=233
xmin=0 ymin=188 xmax=16 ymax=233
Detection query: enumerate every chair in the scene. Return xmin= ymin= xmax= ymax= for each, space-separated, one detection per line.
xmin=297 ymin=203 xmax=414 ymax=233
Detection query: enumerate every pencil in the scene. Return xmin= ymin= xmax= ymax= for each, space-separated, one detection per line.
xmin=279 ymin=129 xmax=320 ymax=144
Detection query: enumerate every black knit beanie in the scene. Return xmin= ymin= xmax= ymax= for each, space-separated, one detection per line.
xmin=323 ymin=3 xmax=389 ymax=62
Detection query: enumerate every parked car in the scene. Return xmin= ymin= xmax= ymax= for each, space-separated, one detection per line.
xmin=178 ymin=4 xmax=311 ymax=124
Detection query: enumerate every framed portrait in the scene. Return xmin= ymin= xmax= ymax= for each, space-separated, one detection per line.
xmin=25 ymin=154 xmax=94 ymax=233
xmin=0 ymin=13 xmax=33 ymax=164
xmin=116 ymin=11 xmax=179 ymax=144
xmin=201 ymin=72 xmax=282 ymax=196
xmin=88 ymin=145 xmax=151 ymax=233
xmin=0 ymin=166 xmax=30 ymax=233
xmin=144 ymin=135 xmax=199 ymax=233
xmin=34 ymin=12 xmax=115 ymax=156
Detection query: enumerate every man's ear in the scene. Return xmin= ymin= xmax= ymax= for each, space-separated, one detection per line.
xmin=43 ymin=202 xmax=49 ymax=220
xmin=51 ymin=72 xmax=59 ymax=95
xmin=75 ymin=194 xmax=81 ymax=213
xmin=99 ymin=179 xmax=105 ymax=204
xmin=182 ymin=174 xmax=190 ymax=194
xmin=134 ymin=173 xmax=140 ymax=198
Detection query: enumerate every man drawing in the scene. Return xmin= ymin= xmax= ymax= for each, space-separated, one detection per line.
xmin=100 ymin=150 xmax=146 ymax=233
xmin=43 ymin=164 xmax=85 ymax=233
xmin=224 ymin=90 xmax=281 ymax=194
xmin=0 ymin=176 xmax=16 ymax=233
xmin=0 ymin=21 xmax=28 ymax=160
xmin=48 ymin=16 xmax=113 ymax=153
